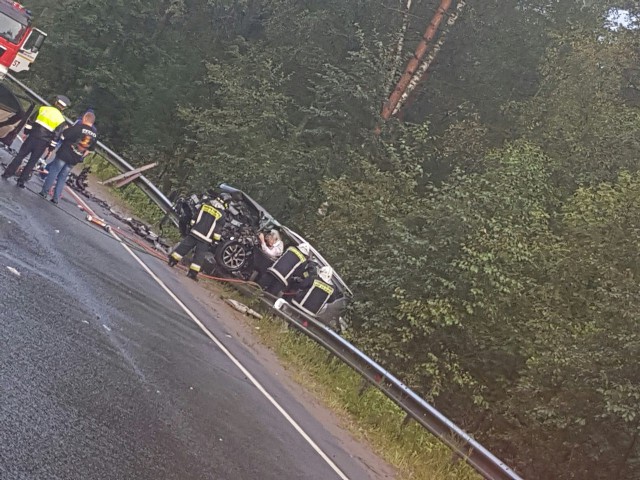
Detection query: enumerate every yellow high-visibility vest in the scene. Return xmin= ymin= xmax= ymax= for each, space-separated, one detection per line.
xmin=34 ymin=106 xmax=65 ymax=132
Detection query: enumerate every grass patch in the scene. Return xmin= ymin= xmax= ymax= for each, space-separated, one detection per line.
xmin=241 ymin=307 xmax=481 ymax=480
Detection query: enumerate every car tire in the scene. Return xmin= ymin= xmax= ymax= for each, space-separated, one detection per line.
xmin=215 ymin=240 xmax=250 ymax=273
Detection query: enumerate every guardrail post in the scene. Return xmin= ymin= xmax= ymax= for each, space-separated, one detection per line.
xmin=401 ymin=413 xmax=413 ymax=429
xmin=358 ymin=377 xmax=370 ymax=397
xmin=325 ymin=351 xmax=334 ymax=365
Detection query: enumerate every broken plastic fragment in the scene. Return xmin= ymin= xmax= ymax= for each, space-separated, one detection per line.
xmin=6 ymin=266 xmax=20 ymax=276
xmin=225 ymin=298 xmax=263 ymax=319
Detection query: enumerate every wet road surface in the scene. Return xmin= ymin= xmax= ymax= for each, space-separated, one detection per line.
xmin=0 ymin=164 xmax=372 ymax=479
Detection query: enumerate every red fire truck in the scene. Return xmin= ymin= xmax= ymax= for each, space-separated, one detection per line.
xmin=0 ymin=1 xmax=46 ymax=78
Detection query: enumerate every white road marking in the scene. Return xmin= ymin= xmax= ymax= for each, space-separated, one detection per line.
xmin=108 ymin=228 xmax=350 ymax=480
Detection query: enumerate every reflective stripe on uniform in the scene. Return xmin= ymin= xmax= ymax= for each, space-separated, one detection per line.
xmin=191 ymin=229 xmax=213 ymax=243
xmin=312 ymin=280 xmax=334 ymax=295
xmin=192 ymin=204 xmax=223 ymax=242
xmin=292 ymin=280 xmax=334 ymax=316
xmin=268 ymin=247 xmax=306 ymax=285
xmin=200 ymin=204 xmax=222 ymax=219
xmin=171 ymin=252 xmax=183 ymax=261
xmin=289 ymin=247 xmax=305 ymax=262
xmin=291 ymin=299 xmax=317 ymax=317
xmin=190 ymin=264 xmax=201 ymax=272
xmin=34 ymin=106 xmax=65 ymax=132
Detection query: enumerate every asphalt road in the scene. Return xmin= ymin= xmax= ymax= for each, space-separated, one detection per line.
xmin=0 ymin=160 xmax=374 ymax=479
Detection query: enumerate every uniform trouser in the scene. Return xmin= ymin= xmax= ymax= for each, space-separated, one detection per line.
xmin=170 ymin=234 xmax=210 ymax=275
xmin=260 ymin=271 xmax=287 ymax=296
xmin=2 ymin=136 xmax=49 ymax=183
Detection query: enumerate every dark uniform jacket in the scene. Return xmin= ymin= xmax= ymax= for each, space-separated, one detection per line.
xmin=267 ymin=246 xmax=308 ymax=286
xmin=57 ymin=122 xmax=98 ymax=165
xmin=190 ymin=203 xmax=225 ymax=243
xmin=291 ymin=276 xmax=335 ymax=316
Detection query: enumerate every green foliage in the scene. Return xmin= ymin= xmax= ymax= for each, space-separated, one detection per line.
xmin=22 ymin=0 xmax=640 ymax=478
xmin=504 ymin=172 xmax=640 ymax=478
xmin=509 ymin=30 xmax=640 ymax=187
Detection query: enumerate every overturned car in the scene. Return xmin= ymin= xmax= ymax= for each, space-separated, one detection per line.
xmin=170 ymin=183 xmax=352 ymax=327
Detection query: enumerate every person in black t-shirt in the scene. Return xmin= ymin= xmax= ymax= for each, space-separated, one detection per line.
xmin=40 ymin=111 xmax=98 ymax=204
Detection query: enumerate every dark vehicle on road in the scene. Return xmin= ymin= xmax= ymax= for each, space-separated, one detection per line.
xmin=170 ymin=183 xmax=353 ymax=328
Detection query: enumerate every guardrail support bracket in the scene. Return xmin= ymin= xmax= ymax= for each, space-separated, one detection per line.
xmin=401 ymin=413 xmax=413 ymax=429
xmin=358 ymin=378 xmax=370 ymax=397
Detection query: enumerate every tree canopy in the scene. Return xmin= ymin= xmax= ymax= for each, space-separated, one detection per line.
xmin=21 ymin=1 xmax=640 ymax=477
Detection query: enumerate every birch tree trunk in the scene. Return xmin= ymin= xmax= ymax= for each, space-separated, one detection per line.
xmin=381 ymin=0 xmax=453 ymax=120
xmin=392 ymin=0 xmax=466 ymax=116
xmin=385 ymin=0 xmax=413 ymax=95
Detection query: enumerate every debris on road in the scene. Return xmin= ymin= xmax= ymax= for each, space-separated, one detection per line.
xmin=225 ymin=298 xmax=263 ymax=320
xmin=63 ymin=175 xmax=172 ymax=252
xmin=6 ymin=266 xmax=20 ymax=276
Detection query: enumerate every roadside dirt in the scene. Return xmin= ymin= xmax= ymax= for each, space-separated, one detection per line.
xmin=84 ymin=174 xmax=136 ymax=219
xmin=84 ymin=179 xmax=397 ymax=480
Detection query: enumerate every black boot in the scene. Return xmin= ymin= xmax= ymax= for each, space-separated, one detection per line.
xmin=168 ymin=257 xmax=177 ymax=267
xmin=186 ymin=270 xmax=199 ymax=281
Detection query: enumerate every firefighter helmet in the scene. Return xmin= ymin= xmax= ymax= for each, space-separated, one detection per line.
xmin=298 ymin=242 xmax=310 ymax=256
xmin=318 ymin=266 xmax=333 ymax=283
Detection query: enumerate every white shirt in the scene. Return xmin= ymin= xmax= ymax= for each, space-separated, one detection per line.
xmin=261 ymin=239 xmax=284 ymax=260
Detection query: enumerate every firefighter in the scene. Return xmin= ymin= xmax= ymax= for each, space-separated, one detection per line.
xmin=260 ymin=242 xmax=311 ymax=296
xmin=168 ymin=196 xmax=226 ymax=281
xmin=290 ymin=265 xmax=335 ymax=316
xmin=2 ymin=95 xmax=69 ymax=187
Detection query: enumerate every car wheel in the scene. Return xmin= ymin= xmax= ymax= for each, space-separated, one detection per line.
xmin=216 ymin=240 xmax=249 ymax=272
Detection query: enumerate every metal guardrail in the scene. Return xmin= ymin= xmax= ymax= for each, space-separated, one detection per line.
xmin=235 ymin=286 xmax=524 ymax=480
xmin=4 ymin=76 xmax=524 ymax=480
xmin=5 ymin=74 xmax=175 ymax=217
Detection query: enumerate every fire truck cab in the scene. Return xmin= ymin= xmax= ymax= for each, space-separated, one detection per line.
xmin=0 ymin=1 xmax=46 ymax=78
